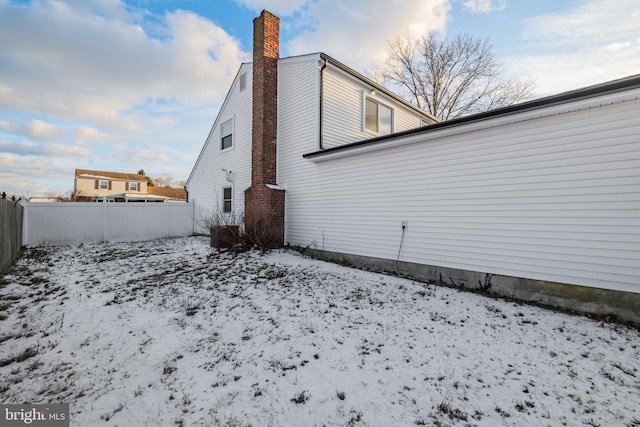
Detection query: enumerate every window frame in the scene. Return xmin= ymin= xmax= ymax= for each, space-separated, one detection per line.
xmin=220 ymin=119 xmax=233 ymax=150
xmin=239 ymin=72 xmax=247 ymax=91
xmin=364 ymin=96 xmax=393 ymax=136
xmin=222 ymin=186 xmax=232 ymax=213
xmin=99 ymin=180 xmax=109 ymax=190
xmin=128 ymin=182 xmax=139 ymax=191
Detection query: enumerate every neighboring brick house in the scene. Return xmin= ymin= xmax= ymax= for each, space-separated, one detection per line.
xmin=74 ymin=169 xmax=186 ymax=202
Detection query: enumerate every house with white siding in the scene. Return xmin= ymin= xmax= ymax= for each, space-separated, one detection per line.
xmin=187 ymin=10 xmax=640 ymax=322
xmin=186 ymin=11 xmax=436 ymax=235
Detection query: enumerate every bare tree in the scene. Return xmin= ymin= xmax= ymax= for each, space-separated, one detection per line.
xmin=44 ymin=190 xmax=73 ymax=201
xmin=151 ymin=177 xmax=186 ymax=188
xmin=374 ymin=33 xmax=535 ymax=121
xmin=152 ymin=177 xmax=173 ymax=188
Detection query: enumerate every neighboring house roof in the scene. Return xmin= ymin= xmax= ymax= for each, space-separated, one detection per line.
xmin=304 ymin=73 xmax=640 ymax=161
xmin=147 ymin=187 xmax=187 ymax=200
xmin=75 ymin=169 xmax=145 ymax=181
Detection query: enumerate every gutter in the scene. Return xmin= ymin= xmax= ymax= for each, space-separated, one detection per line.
xmin=318 ymin=57 xmax=328 ymax=149
xmin=304 ymin=73 xmax=640 ymax=161
xmin=319 ymin=53 xmax=437 ymax=123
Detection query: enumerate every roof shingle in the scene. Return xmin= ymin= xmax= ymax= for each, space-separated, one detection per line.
xmin=75 ymin=169 xmax=146 ymax=181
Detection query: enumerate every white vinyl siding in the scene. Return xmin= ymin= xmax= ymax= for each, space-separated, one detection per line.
xmin=277 ymin=55 xmax=321 ymax=179
xmin=187 ymin=64 xmax=253 ymax=232
xmin=321 ymin=66 xmax=361 ymax=149
xmin=283 ymin=89 xmax=640 ymax=293
xmin=321 ymin=64 xmax=430 ymax=149
xmin=277 ymin=55 xmax=323 ymax=239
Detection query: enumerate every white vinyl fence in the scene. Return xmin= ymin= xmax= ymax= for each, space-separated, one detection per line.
xmin=23 ymin=202 xmax=195 ymax=246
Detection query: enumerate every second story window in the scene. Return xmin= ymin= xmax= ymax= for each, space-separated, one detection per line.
xmin=99 ymin=180 xmax=109 ymax=190
xmin=129 ymin=182 xmax=139 ymax=191
xmin=365 ymin=97 xmax=393 ymax=135
xmin=221 ymin=120 xmax=233 ymax=150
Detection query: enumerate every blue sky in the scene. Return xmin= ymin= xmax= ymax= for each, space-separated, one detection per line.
xmin=1 ymin=0 xmax=639 ymax=197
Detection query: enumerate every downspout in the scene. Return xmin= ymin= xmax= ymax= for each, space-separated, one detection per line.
xmin=318 ymin=57 xmax=327 ymax=150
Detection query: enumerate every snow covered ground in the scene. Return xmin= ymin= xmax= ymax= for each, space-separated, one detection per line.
xmin=0 ymin=236 xmax=638 ymax=426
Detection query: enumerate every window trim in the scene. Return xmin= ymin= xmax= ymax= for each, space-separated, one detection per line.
xmin=239 ymin=72 xmax=247 ymax=91
xmin=221 ymin=119 xmax=233 ymax=150
xmin=128 ymin=182 xmax=139 ymax=191
xmin=222 ymin=186 xmax=232 ymax=213
xmin=364 ymin=96 xmax=393 ymax=136
xmin=99 ymin=180 xmax=109 ymax=190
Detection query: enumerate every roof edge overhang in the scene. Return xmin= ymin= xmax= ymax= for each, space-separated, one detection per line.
xmin=303 ymin=73 xmax=640 ymax=162
xmin=319 ymin=53 xmax=437 ymax=123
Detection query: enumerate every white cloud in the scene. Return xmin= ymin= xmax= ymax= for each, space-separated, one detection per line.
xmin=462 ymin=0 xmax=507 ymax=14
xmin=0 ymin=0 xmax=248 ymax=196
xmin=117 ymin=148 xmax=171 ymax=164
xmin=0 ymin=154 xmax=70 ymax=196
xmin=0 ymin=119 xmax=68 ymax=141
xmin=26 ymin=119 xmax=69 ymax=141
xmin=605 ymin=41 xmax=632 ymax=52
xmin=286 ymin=0 xmax=451 ymax=72
xmin=507 ymin=0 xmax=640 ymax=95
xmin=235 ymin=0 xmax=307 ymax=16
xmin=0 ymin=1 xmax=247 ymax=133
xmin=73 ymin=126 xmax=127 ymax=150
xmin=0 ymin=140 xmax=90 ymax=158
xmin=60 ymin=0 xmax=133 ymax=21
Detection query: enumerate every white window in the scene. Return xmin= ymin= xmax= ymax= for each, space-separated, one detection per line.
xmin=99 ymin=180 xmax=109 ymax=190
xmin=223 ymin=187 xmax=232 ymax=213
xmin=365 ymin=98 xmax=393 ymax=135
xmin=129 ymin=182 xmax=139 ymax=191
xmin=221 ymin=120 xmax=233 ymax=150
xmin=239 ymin=72 xmax=247 ymax=91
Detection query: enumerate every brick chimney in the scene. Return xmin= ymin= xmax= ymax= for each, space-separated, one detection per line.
xmin=244 ymin=10 xmax=285 ymax=248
